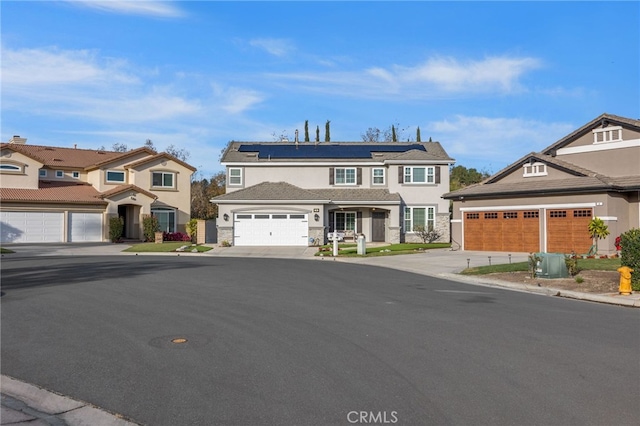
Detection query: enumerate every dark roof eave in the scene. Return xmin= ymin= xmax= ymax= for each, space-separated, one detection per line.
xmin=443 ymin=185 xmax=635 ymax=200
xmin=0 ymin=198 xmax=108 ymax=206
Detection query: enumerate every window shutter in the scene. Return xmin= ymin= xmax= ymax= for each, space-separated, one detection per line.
xmin=357 ymin=211 xmax=362 ymax=233
xmin=329 ymin=167 xmax=334 ymax=185
xmin=357 ymin=168 xmax=362 ymax=185
xmin=398 ymin=166 xmax=404 ymax=183
xmin=435 ymin=166 xmax=441 ymax=184
xmin=329 ymin=211 xmax=335 ymax=232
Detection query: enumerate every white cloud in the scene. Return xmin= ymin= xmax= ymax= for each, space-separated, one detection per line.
xmin=249 ymin=38 xmax=295 ymax=57
xmin=66 ymin=1 xmax=185 ymax=18
xmin=211 ymin=84 xmax=265 ymax=114
xmin=267 ymin=55 xmax=542 ymax=99
xmin=428 ymin=115 xmax=574 ymax=172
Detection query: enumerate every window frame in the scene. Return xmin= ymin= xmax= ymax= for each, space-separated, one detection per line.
xmin=372 ymin=167 xmax=385 ymax=185
xmin=106 ymin=170 xmax=126 ymax=183
xmin=403 ymin=166 xmax=435 ymax=184
xmin=39 ymin=169 xmax=47 ymax=177
xmin=151 ymin=207 xmax=176 ymax=233
xmin=151 ymin=171 xmax=176 ymax=189
xmin=335 ymin=167 xmax=357 ymax=185
xmin=0 ymin=163 xmax=23 ymax=173
xmin=334 ymin=211 xmax=357 ymax=232
xmin=72 ymin=171 xmax=80 ymax=179
xmin=228 ymin=168 xmax=243 ymax=186
xmin=523 ymin=162 xmax=547 ymax=177
xmin=404 ymin=206 xmax=435 ymax=233
xmin=55 ymin=170 xmax=64 ymax=178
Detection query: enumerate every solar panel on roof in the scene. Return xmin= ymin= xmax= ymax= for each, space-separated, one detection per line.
xmin=237 ymin=144 xmax=426 ymax=159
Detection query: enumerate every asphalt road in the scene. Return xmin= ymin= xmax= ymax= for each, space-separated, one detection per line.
xmin=1 ymin=256 xmax=638 ymax=425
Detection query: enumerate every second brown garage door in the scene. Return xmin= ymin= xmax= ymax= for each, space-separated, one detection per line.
xmin=464 ymin=210 xmax=540 ymax=252
xmin=546 ymin=208 xmax=593 ymax=254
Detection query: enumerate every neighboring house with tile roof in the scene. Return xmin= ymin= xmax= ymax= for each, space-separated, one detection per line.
xmin=211 ymin=141 xmax=454 ymax=246
xmin=443 ymin=113 xmax=640 ymax=255
xmin=0 ymin=136 xmax=196 ymax=243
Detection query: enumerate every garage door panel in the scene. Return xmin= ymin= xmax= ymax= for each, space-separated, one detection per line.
xmin=547 ymin=209 xmax=592 ymax=254
xmin=70 ymin=213 xmax=103 ymax=242
xmin=234 ymin=213 xmax=308 ymax=246
xmin=464 ymin=210 xmax=540 ymax=252
xmin=1 ymin=212 xmax=64 ymax=243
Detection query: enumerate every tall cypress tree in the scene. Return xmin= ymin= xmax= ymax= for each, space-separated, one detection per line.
xmin=391 ymin=125 xmax=397 ymax=142
xmin=416 ymin=126 xmax=421 ymax=142
xmin=325 ymin=120 xmax=331 ymax=142
xmin=304 ymin=120 xmax=310 ymax=142
xmin=316 ymin=125 xmax=320 ymax=142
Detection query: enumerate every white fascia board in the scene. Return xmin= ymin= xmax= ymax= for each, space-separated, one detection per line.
xmin=221 ymin=161 xmax=385 ymax=167
xmin=385 ymin=160 xmax=455 ymax=165
xmin=556 ymin=138 xmax=640 ymax=156
xmin=328 ymin=200 xmax=400 ymax=205
xmin=212 ymin=199 xmax=330 ymax=204
xmin=460 ymin=202 xmax=596 ymax=212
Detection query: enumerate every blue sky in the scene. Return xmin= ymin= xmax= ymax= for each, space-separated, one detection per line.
xmin=2 ymin=1 xmax=638 ymax=178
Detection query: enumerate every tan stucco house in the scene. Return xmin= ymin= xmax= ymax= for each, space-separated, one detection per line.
xmin=211 ymin=141 xmax=454 ymax=246
xmin=443 ymin=113 xmax=640 ymax=255
xmin=0 ymin=136 xmax=196 ymax=243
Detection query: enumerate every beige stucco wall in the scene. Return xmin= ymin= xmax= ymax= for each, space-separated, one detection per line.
xmin=86 ymin=152 xmax=151 ymax=191
xmin=496 ymin=163 xmax=577 ymax=184
xmin=0 ymin=150 xmax=42 ymax=189
xmin=555 ymin=146 xmax=639 ymax=177
xmin=567 ymin=127 xmax=640 ymax=148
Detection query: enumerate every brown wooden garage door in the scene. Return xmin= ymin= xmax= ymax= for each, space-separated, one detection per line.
xmin=546 ymin=208 xmax=592 ymax=254
xmin=464 ymin=210 xmax=540 ymax=252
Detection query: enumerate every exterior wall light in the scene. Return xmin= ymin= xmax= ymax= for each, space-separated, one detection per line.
xmin=314 ymin=213 xmax=320 ymax=222
xmin=223 ymin=213 xmax=229 ymax=221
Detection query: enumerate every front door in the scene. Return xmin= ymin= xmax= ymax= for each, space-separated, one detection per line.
xmin=372 ymin=211 xmax=385 ymax=242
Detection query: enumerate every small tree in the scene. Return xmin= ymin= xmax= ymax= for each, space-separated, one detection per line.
xmin=391 ymin=125 xmax=397 ymax=142
xmin=324 ymin=120 xmax=331 ymax=142
xmin=315 ymin=125 xmax=320 ymax=142
xmin=588 ymin=217 xmax=610 ymax=254
xmin=109 ymin=216 xmax=124 ymax=243
xmin=620 ymin=228 xmax=640 ymax=291
xmin=142 ymin=214 xmax=160 ymax=242
xmin=416 ymin=126 xmax=421 ymax=142
xmin=304 ymin=120 xmax=310 ymax=142
xmin=413 ymin=225 xmax=442 ymax=243
xmin=186 ymin=218 xmax=198 ymax=243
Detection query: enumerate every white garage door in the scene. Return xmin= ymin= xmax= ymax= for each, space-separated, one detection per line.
xmin=69 ymin=212 xmax=103 ymax=242
xmin=0 ymin=211 xmax=64 ymax=243
xmin=234 ymin=213 xmax=308 ymax=246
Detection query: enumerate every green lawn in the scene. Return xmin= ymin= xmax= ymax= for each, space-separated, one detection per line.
xmin=461 ymin=257 xmax=621 ymax=275
xmin=316 ymin=243 xmax=451 ymax=257
xmin=123 ymin=242 xmax=213 ymax=253
xmin=0 ymin=247 xmax=15 ymax=254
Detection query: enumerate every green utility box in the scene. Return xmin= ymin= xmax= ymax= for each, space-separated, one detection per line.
xmin=535 ymin=253 xmax=569 ymax=279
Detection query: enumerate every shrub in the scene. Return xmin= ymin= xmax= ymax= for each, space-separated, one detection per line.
xmin=186 ymin=218 xmax=198 ymax=243
xmin=163 ymin=232 xmax=191 ymax=242
xmin=109 ymin=216 xmax=124 ymax=243
xmin=564 ymin=254 xmax=580 ymax=276
xmin=143 ymin=215 xmax=160 ymax=242
xmin=575 ymin=276 xmax=584 ymax=284
xmin=413 ymin=225 xmax=442 ymax=243
xmin=528 ymin=253 xmax=542 ymax=279
xmin=221 ymin=240 xmax=231 ymax=247
xmin=620 ymin=228 xmax=640 ymax=291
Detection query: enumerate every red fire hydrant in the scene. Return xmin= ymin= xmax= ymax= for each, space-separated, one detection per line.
xmin=617 ymin=266 xmax=634 ymax=295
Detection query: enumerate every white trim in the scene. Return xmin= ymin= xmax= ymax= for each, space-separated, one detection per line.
xmin=334 ymin=167 xmax=357 ymax=185
xmin=451 ymin=219 xmax=462 ymax=223
xmin=214 ymin=199 xmax=331 ymax=204
xmin=372 ymin=167 xmax=385 ymax=185
xmin=460 ymin=202 xmax=596 ymax=212
xmin=599 ymin=216 xmax=618 ymax=221
xmin=222 ymin=161 xmax=386 ymax=167
xmin=228 ymin=167 xmax=243 ymax=186
xmin=593 ymin=126 xmax=623 ymax=144
xmin=556 ymin=138 xmax=640 ymax=156
xmin=55 ymin=170 xmax=64 ymax=178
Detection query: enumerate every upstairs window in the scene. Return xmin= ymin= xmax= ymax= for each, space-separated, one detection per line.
xmin=106 ymin=170 xmax=125 ymax=183
xmin=523 ymin=162 xmax=547 ymax=177
xmin=55 ymin=170 xmax=64 ymax=178
xmin=72 ymin=171 xmax=80 ymax=179
xmin=0 ymin=164 xmax=22 ymax=173
xmin=39 ymin=169 xmax=47 ymax=177
xmin=335 ymin=168 xmax=356 ymax=185
xmin=152 ymin=171 xmax=175 ymax=188
xmin=228 ymin=168 xmax=242 ymax=185
xmin=372 ymin=168 xmax=385 ymax=185
xmin=403 ymin=166 xmax=435 ymax=184
xmin=593 ymin=126 xmax=622 ymax=144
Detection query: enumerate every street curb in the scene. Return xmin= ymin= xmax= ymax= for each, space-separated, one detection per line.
xmin=1 ymin=375 xmax=141 ymax=425
xmin=438 ymin=273 xmax=640 ymax=308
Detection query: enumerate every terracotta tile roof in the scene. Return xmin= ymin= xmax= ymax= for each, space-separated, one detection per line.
xmin=211 ymin=182 xmax=401 ymax=204
xmin=87 ymin=147 xmax=156 ymax=170
xmin=100 ymin=184 xmax=157 ymax=200
xmin=0 ymin=181 xmax=107 ymax=205
xmin=1 ymin=143 xmax=125 ymax=169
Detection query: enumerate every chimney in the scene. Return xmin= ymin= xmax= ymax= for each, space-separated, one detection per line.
xmin=9 ymin=135 xmax=27 ymax=144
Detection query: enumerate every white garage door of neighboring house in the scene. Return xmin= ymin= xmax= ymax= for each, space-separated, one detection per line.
xmin=69 ymin=212 xmax=103 ymax=242
xmin=234 ymin=213 xmax=308 ymax=246
xmin=0 ymin=211 xmax=64 ymax=243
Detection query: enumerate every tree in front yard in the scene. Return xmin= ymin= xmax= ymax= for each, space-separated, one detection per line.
xmin=413 ymin=225 xmax=442 ymax=243
xmin=588 ymin=217 xmax=610 ymax=254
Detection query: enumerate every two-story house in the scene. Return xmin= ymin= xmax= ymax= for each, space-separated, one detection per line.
xmin=443 ymin=113 xmax=640 ymax=255
xmin=211 ymin=141 xmax=454 ymax=246
xmin=0 ymin=136 xmax=196 ymax=243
